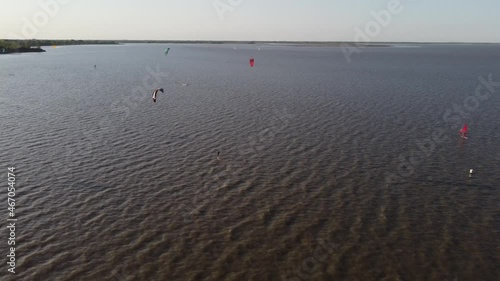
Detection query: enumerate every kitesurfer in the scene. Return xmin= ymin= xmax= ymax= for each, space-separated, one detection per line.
xmin=152 ymin=88 xmax=164 ymax=103
xmin=459 ymin=124 xmax=468 ymax=138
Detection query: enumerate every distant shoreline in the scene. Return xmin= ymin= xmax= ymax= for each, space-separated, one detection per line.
xmin=0 ymin=39 xmax=118 ymax=55
xmin=1 ymin=39 xmax=498 ymax=55
xmin=0 ymin=47 xmax=46 ymax=54
xmin=114 ymin=40 xmax=500 ymax=46
xmin=2 ymin=39 xmax=499 ymax=45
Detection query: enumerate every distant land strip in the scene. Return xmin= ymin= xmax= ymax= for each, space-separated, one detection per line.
xmin=1 ymin=39 xmax=498 ymax=54
xmin=0 ymin=39 xmax=117 ymax=54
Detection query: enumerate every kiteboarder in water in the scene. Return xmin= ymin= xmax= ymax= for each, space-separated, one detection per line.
xmin=152 ymin=88 xmax=164 ymax=103
xmin=217 ymin=151 xmax=220 ymax=161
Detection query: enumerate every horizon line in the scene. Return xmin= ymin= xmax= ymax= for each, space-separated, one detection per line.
xmin=2 ymin=39 xmax=500 ymax=44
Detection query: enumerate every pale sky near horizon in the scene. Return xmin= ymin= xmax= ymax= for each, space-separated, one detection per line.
xmin=1 ymin=0 xmax=499 ymax=42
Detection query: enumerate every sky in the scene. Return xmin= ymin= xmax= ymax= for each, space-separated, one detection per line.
xmin=1 ymin=0 xmax=499 ymax=42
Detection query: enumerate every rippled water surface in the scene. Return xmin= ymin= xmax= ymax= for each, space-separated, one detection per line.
xmin=0 ymin=44 xmax=499 ymax=281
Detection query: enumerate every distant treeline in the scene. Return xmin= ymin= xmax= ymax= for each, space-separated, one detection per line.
xmin=115 ymin=40 xmax=342 ymax=44
xmin=116 ymin=40 xmax=262 ymax=44
xmin=2 ymin=39 xmax=495 ymax=54
xmin=0 ymin=39 xmax=118 ymax=54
